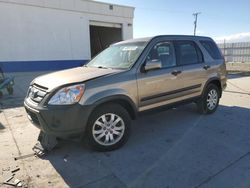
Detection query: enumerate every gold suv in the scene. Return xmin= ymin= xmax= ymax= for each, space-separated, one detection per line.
xmin=24 ymin=35 xmax=227 ymax=151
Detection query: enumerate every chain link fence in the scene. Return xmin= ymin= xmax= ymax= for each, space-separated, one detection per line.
xmin=217 ymin=42 xmax=250 ymax=63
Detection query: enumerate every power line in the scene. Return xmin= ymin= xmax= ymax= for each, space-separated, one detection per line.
xmin=136 ymin=7 xmax=189 ymax=14
xmin=193 ymin=12 xmax=201 ymax=36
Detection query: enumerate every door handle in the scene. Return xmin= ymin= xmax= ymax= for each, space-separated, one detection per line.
xmin=203 ymin=65 xmax=211 ymax=70
xmin=171 ymin=70 xmax=182 ymax=76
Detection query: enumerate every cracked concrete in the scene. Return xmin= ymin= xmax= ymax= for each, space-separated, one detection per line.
xmin=0 ymin=72 xmax=250 ymax=188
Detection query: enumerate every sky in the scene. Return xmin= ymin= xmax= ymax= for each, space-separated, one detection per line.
xmin=96 ymin=0 xmax=250 ymax=43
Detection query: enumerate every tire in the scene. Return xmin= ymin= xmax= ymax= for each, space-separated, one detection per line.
xmin=197 ymin=84 xmax=220 ymax=114
xmin=86 ymin=103 xmax=131 ymax=151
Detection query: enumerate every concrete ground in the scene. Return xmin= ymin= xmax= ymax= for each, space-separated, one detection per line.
xmin=1 ymin=71 xmax=250 ymax=188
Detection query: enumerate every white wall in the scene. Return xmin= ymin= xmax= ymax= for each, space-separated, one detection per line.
xmin=0 ymin=0 xmax=134 ymax=62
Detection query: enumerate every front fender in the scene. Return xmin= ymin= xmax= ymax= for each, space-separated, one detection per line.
xmin=80 ymin=88 xmax=135 ymax=106
xmin=79 ymin=89 xmax=138 ymax=119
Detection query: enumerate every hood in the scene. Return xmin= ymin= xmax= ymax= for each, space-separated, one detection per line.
xmin=32 ymin=67 xmax=122 ymax=91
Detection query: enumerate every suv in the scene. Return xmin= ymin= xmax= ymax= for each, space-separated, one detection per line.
xmin=24 ymin=35 xmax=227 ymax=151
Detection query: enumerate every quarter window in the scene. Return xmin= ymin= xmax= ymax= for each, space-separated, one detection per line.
xmin=147 ymin=42 xmax=176 ymax=68
xmin=200 ymin=40 xmax=222 ymax=59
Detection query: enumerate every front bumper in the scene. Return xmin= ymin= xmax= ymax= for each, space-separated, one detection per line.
xmin=24 ymin=100 xmax=93 ymax=137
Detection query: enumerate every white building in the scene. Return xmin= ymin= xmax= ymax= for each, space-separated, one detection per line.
xmin=0 ymin=0 xmax=134 ymax=72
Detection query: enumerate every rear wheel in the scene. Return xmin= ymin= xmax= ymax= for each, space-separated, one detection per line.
xmin=86 ymin=103 xmax=131 ymax=151
xmin=197 ymin=84 xmax=220 ymax=114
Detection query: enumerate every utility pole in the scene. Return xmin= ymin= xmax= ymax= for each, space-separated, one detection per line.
xmin=193 ymin=12 xmax=201 ymax=36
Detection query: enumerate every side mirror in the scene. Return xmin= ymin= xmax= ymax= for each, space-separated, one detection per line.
xmin=144 ymin=59 xmax=162 ymax=71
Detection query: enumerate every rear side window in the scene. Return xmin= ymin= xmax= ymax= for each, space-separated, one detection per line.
xmin=200 ymin=40 xmax=222 ymax=59
xmin=176 ymin=41 xmax=203 ymax=65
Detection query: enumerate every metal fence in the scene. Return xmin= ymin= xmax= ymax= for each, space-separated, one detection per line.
xmin=217 ymin=42 xmax=250 ymax=63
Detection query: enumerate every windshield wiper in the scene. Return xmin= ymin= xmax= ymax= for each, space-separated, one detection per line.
xmin=85 ymin=65 xmax=113 ymax=69
xmin=97 ymin=66 xmax=112 ymax=69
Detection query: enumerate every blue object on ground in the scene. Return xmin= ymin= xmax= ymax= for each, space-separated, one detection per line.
xmin=0 ymin=68 xmax=15 ymax=96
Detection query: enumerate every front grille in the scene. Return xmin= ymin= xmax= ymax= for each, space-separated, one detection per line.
xmin=25 ymin=108 xmax=40 ymax=126
xmin=28 ymin=84 xmax=47 ymax=104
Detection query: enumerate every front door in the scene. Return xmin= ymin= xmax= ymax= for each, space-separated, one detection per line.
xmin=136 ymin=41 xmax=183 ymax=111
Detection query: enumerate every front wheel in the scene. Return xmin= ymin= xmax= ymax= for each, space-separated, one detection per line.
xmin=86 ymin=103 xmax=131 ymax=151
xmin=197 ymin=84 xmax=220 ymax=114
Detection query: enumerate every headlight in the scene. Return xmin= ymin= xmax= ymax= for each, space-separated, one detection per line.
xmin=48 ymin=84 xmax=85 ymax=105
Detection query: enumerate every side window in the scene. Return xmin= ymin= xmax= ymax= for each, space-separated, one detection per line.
xmin=176 ymin=41 xmax=203 ymax=65
xmin=200 ymin=40 xmax=222 ymax=59
xmin=147 ymin=42 xmax=176 ymax=68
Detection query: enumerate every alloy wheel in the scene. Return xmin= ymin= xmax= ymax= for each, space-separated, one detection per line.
xmin=92 ymin=113 xmax=125 ymax=146
xmin=206 ymin=89 xmax=218 ymax=110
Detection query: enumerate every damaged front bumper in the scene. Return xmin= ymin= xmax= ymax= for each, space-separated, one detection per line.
xmin=24 ymin=100 xmax=93 ymax=137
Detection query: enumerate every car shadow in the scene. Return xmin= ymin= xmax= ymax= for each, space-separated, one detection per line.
xmin=41 ymin=103 xmax=250 ymax=188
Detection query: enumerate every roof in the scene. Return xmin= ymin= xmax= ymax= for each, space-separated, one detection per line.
xmin=116 ymin=35 xmax=213 ymax=45
xmin=92 ymin=0 xmax=134 ymax=9
xmin=0 ymin=0 xmax=134 ymax=18
xmin=115 ymin=37 xmax=152 ymax=45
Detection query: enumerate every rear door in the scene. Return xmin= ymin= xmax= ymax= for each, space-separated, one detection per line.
xmin=174 ymin=40 xmax=208 ymax=97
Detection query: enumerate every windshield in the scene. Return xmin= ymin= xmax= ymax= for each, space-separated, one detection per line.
xmin=86 ymin=41 xmax=147 ymax=69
